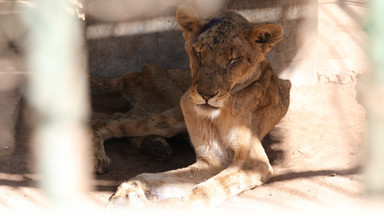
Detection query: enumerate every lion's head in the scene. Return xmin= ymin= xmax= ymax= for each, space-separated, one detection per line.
xmin=177 ymin=7 xmax=283 ymax=117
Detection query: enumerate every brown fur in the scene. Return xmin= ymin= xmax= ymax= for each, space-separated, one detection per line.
xmin=91 ymin=65 xmax=190 ymax=174
xmin=103 ymin=8 xmax=291 ymax=207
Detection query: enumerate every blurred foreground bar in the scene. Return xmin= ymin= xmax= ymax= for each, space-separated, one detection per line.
xmin=364 ymin=0 xmax=384 ymax=195
xmin=23 ymin=0 xmax=91 ymax=208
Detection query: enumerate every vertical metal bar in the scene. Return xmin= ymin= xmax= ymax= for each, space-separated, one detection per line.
xmin=22 ymin=0 xmax=91 ymax=208
xmin=364 ymin=0 xmax=384 ymax=195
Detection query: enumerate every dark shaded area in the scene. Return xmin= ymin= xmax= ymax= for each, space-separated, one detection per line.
xmin=268 ymin=166 xmax=361 ymax=184
xmin=0 ymin=99 xmax=33 ymax=185
xmin=88 ymin=30 xmax=189 ymax=77
xmin=94 ymin=134 xmax=196 ymax=191
xmin=91 ymin=92 xmax=132 ymax=114
xmin=224 ymin=0 xmax=310 ymax=10
xmin=262 ymin=130 xmax=285 ymax=166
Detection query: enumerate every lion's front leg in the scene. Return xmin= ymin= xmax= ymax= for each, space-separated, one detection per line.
xmin=91 ymin=106 xmax=186 ymax=174
xmin=108 ymin=139 xmax=272 ymax=208
xmin=179 ymin=136 xmax=273 ymax=207
xmin=91 ymin=127 xmax=111 ymax=174
xmin=108 ymin=161 xmax=218 ymax=208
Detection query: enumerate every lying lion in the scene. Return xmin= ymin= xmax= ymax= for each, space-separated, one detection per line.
xmin=91 ymin=7 xmax=291 ymax=207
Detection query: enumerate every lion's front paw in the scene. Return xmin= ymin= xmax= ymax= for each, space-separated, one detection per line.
xmin=92 ymin=131 xmax=110 ymax=174
xmin=94 ymin=150 xmax=110 ymax=175
xmin=107 ymin=180 xmax=149 ymax=209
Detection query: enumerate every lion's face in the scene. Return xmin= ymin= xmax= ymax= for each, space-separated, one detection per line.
xmin=177 ymin=8 xmax=283 ymax=117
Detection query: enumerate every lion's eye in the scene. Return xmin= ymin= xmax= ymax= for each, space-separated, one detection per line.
xmin=226 ymin=57 xmax=241 ymax=68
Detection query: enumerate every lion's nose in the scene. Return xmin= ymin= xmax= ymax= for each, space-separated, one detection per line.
xmin=195 ymin=77 xmax=220 ymax=101
xmin=198 ymin=90 xmax=219 ymax=101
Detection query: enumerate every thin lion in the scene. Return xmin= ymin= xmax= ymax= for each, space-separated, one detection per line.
xmin=92 ymin=7 xmax=291 ymax=207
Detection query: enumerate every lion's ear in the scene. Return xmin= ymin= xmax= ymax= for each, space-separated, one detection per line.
xmin=246 ymin=24 xmax=283 ymax=54
xmin=176 ymin=7 xmax=202 ymax=40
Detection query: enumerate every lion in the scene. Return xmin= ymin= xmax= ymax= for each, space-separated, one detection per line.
xmin=94 ymin=7 xmax=291 ymax=208
xmin=91 ymin=64 xmax=190 ymax=174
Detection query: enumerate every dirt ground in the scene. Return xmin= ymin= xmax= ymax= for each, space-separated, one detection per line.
xmin=1 ymin=83 xmax=384 ymax=214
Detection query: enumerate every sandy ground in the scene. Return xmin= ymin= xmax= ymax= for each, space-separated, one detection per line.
xmin=1 ymin=83 xmax=384 ymax=215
